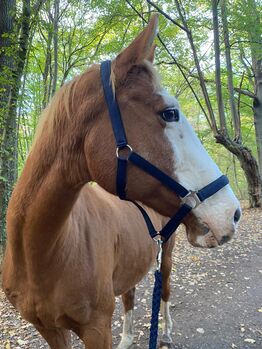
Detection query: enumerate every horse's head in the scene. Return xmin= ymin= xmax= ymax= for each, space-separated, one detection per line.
xmin=84 ymin=15 xmax=241 ymax=248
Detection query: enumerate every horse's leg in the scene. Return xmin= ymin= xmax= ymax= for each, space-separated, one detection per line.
xmin=159 ymin=239 xmax=175 ymax=348
xmin=80 ymin=319 xmax=112 ymax=349
xmin=36 ymin=327 xmax=71 ymax=349
xmin=117 ymin=287 xmax=135 ymax=349
xmin=79 ymin=295 xmax=115 ymax=349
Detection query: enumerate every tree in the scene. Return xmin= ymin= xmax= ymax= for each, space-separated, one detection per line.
xmin=0 ymin=0 xmax=18 ymax=245
xmin=1 ymin=0 xmax=261 ymax=246
xmin=0 ymin=0 xmax=32 ymax=243
xmin=231 ymin=0 xmax=262 ymax=177
xmin=145 ymin=0 xmax=261 ymax=207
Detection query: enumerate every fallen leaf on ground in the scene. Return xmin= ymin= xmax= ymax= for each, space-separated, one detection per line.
xmin=5 ymin=341 xmax=11 ymax=349
xmin=196 ymin=328 xmax=205 ymax=334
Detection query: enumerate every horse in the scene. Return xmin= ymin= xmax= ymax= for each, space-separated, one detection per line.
xmin=2 ymin=14 xmax=241 ymax=349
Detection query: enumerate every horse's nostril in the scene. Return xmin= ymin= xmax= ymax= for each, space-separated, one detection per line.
xmin=220 ymin=235 xmax=231 ymax=245
xmin=234 ymin=208 xmax=241 ymax=223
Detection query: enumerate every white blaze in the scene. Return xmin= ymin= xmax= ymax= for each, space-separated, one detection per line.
xmin=160 ymin=90 xmax=240 ymax=238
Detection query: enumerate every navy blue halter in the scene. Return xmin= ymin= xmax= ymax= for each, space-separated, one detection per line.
xmin=100 ymin=60 xmax=229 ymax=242
xmin=100 ymin=59 xmax=230 ymax=349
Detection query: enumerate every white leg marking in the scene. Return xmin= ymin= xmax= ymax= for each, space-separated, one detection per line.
xmin=160 ymin=301 xmax=173 ymax=344
xmin=117 ymin=310 xmax=134 ymax=349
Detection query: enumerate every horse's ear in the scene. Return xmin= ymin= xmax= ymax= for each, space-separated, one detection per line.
xmin=113 ymin=14 xmax=158 ymax=81
xmin=147 ymin=44 xmax=157 ymax=63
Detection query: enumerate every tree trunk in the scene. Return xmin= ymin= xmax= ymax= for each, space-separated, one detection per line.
xmin=0 ymin=0 xmax=31 ymax=244
xmin=0 ymin=0 xmax=16 ymax=245
xmin=0 ymin=0 xmax=16 ymax=152
xmin=212 ymin=0 xmax=227 ymax=133
xmin=220 ymin=0 xmax=241 ymax=141
xmin=173 ymin=0 xmax=218 ymax=132
xmin=42 ymin=26 xmax=52 ymax=108
xmin=241 ymin=0 xmax=262 ymax=177
xmin=216 ymin=133 xmax=262 ymax=207
xmin=51 ymin=0 xmax=59 ymax=96
xmin=254 ymin=60 xmax=262 ymax=177
xmin=144 ymin=0 xmax=262 ymax=207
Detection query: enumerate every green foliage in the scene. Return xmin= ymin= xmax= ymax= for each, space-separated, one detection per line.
xmin=2 ymin=0 xmax=260 ymax=199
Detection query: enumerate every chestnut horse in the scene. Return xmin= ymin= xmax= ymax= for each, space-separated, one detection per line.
xmin=2 ymin=15 xmax=241 ymax=349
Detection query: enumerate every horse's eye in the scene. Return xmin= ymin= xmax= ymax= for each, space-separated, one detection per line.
xmin=159 ymin=108 xmax=180 ymax=122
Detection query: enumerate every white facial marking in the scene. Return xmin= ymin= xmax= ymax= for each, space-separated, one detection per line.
xmin=160 ymin=301 xmax=173 ymax=341
xmin=117 ymin=310 xmax=134 ymax=349
xmin=160 ymin=90 xmax=240 ymax=240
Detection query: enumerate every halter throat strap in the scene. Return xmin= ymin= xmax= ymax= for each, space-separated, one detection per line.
xmin=100 ymin=60 xmax=229 ymax=242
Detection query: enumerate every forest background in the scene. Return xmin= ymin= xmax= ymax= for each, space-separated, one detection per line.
xmin=0 ymin=0 xmax=261 ymax=247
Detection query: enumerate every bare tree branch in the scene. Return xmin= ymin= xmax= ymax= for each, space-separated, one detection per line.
xmin=146 ymin=0 xmax=189 ymax=33
xmin=234 ymin=88 xmax=256 ymax=99
xmin=230 ymin=39 xmax=262 ymax=47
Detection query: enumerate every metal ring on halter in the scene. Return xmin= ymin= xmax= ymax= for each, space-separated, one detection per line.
xmin=153 ymin=232 xmax=162 ymax=242
xmin=116 ymin=144 xmax=133 ymax=160
xmin=181 ymin=190 xmax=201 ymax=209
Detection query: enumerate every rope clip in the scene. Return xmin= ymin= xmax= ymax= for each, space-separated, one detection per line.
xmin=154 ymin=234 xmax=163 ymax=271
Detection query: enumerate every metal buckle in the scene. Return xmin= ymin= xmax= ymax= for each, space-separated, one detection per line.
xmin=181 ymin=191 xmax=201 ymax=209
xmin=116 ymin=144 xmax=133 ymax=160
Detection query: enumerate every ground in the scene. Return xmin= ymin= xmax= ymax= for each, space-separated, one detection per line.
xmin=0 ymin=208 xmax=261 ymax=349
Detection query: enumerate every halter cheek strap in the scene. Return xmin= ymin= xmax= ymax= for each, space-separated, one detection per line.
xmin=100 ymin=60 xmax=229 ymax=243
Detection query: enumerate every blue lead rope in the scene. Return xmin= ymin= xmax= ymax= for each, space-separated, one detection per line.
xmin=149 ymin=270 xmax=163 ymax=349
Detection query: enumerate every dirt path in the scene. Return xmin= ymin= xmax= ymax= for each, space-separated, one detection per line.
xmin=1 ymin=208 xmax=261 ymax=349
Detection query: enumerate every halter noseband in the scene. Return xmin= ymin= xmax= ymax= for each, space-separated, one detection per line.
xmin=100 ymin=60 xmax=229 ymax=243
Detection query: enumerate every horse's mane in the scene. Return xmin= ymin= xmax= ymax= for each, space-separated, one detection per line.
xmin=33 ymin=64 xmax=100 ymax=147
xmin=33 ymin=80 xmax=76 ymax=143
xmin=32 ymin=60 xmax=160 ymax=159
xmin=22 ymin=64 xmax=103 ymax=190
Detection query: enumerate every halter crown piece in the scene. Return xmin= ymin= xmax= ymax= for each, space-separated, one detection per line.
xmin=100 ymin=60 xmax=229 ymax=349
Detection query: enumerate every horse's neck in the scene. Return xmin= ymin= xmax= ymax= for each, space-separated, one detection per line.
xmin=7 ymin=134 xmax=87 ymax=264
